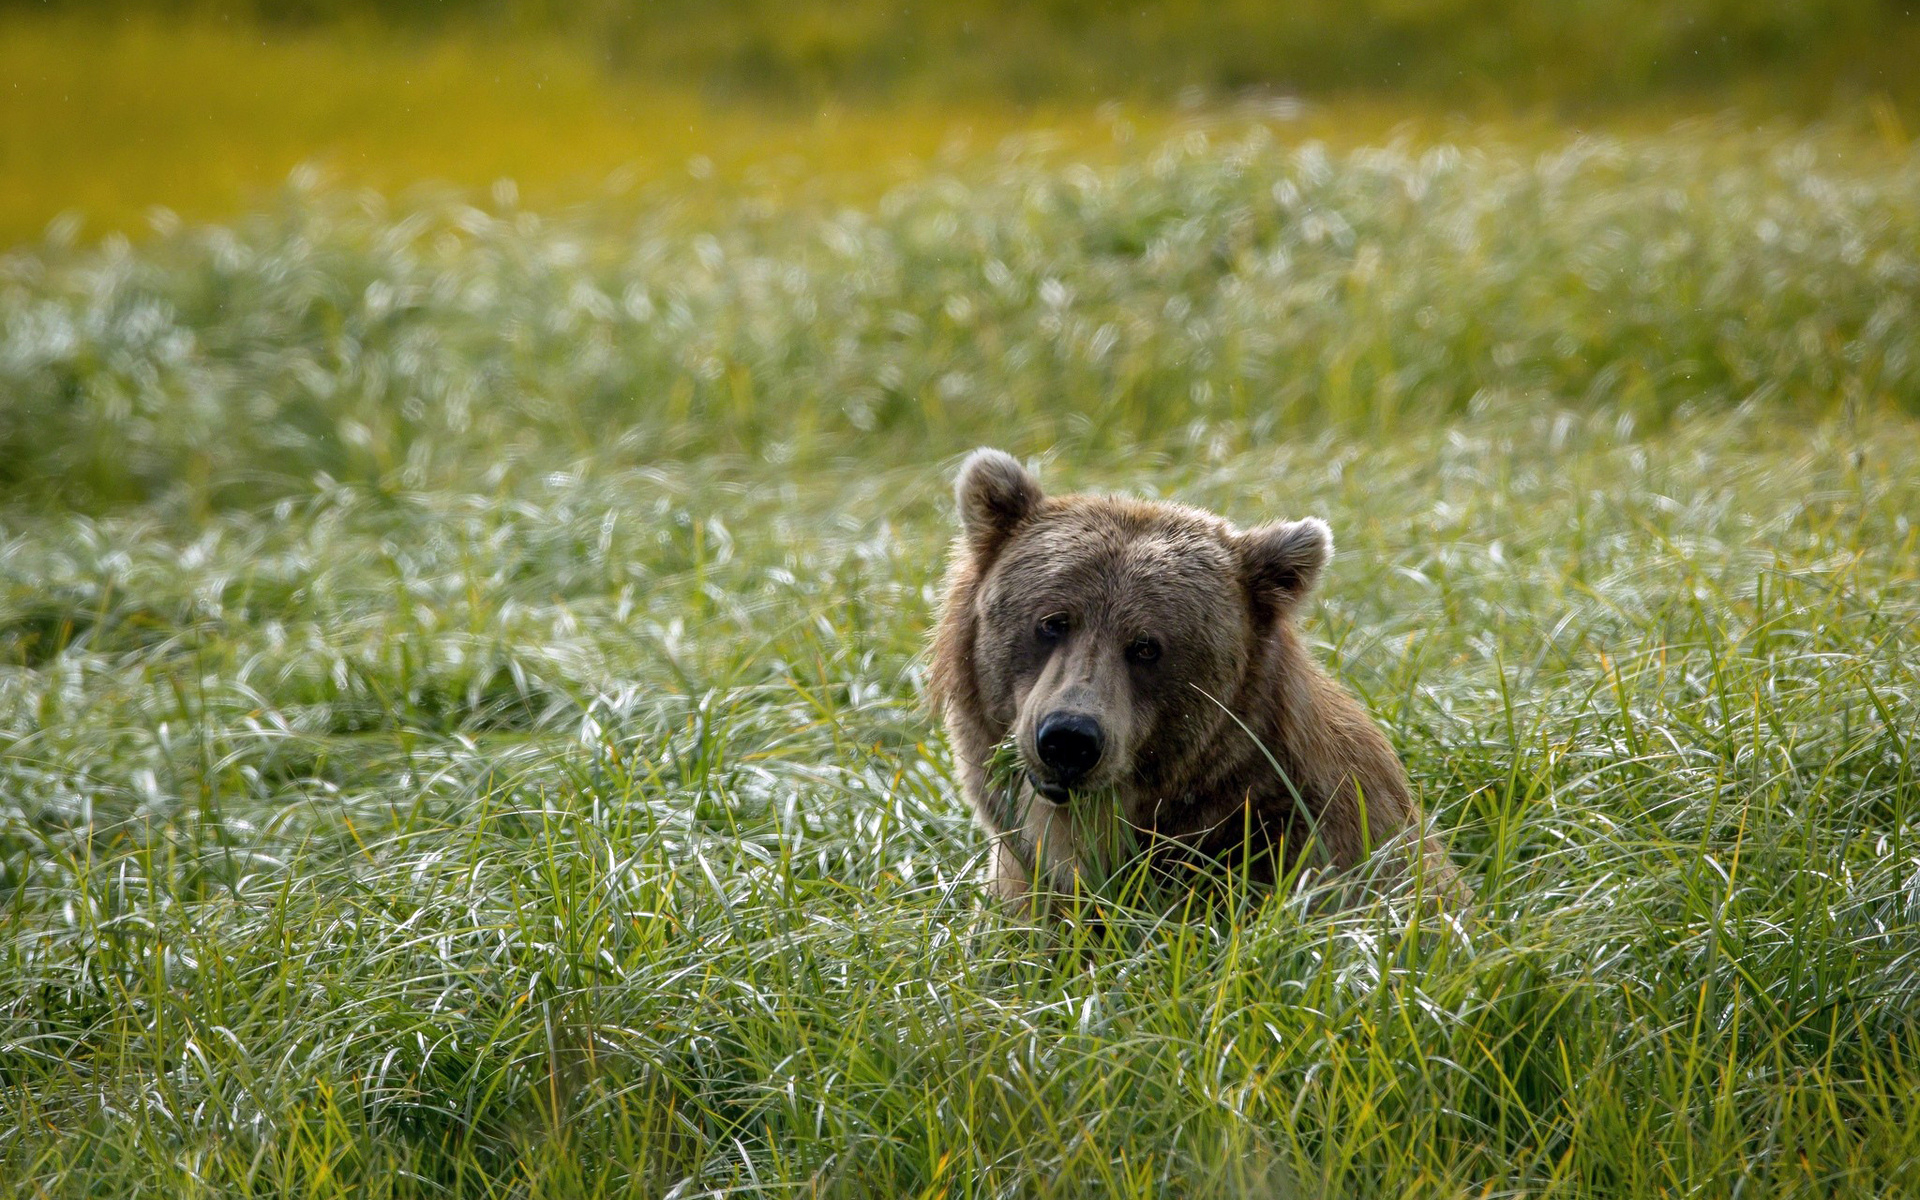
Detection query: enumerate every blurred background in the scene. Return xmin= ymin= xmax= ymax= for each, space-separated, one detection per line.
xmin=6 ymin=0 xmax=1920 ymax=510
xmin=6 ymin=0 xmax=1919 ymax=246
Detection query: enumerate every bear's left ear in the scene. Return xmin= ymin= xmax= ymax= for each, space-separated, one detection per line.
xmin=1239 ymin=517 xmax=1333 ymax=618
xmin=954 ymin=448 xmax=1042 ymax=559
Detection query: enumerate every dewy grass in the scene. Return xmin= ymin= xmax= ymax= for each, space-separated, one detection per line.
xmin=1 ymin=119 xmax=1918 ymax=1196
xmin=5 ymin=120 xmax=1918 ymax=512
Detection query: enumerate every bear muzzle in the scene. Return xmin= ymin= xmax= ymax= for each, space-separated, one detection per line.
xmin=1030 ymin=710 xmax=1105 ymax=800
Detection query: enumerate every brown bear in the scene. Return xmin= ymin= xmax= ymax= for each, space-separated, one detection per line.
xmin=929 ymin=448 xmax=1464 ymax=914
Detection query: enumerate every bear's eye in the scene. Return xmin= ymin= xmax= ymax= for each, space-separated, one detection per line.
xmin=1036 ymin=612 xmax=1070 ymax=642
xmin=1127 ymin=636 xmax=1162 ymax=664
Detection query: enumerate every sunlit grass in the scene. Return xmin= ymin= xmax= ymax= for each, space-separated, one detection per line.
xmin=3 ymin=409 xmax=1916 ymax=1196
xmin=2 ymin=112 xmax=1918 ymax=1196
xmin=5 ymin=117 xmax=1916 ymax=512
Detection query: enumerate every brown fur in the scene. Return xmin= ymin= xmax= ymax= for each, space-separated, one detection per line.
xmin=929 ymin=449 xmax=1465 ymax=914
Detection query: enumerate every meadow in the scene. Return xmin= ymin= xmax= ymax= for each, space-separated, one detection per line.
xmin=8 ymin=0 xmax=1920 ymax=247
xmin=4 ymin=96 xmax=1920 ymax=1199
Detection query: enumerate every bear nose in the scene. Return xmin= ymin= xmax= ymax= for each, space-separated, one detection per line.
xmin=1034 ymin=712 xmax=1104 ymax=787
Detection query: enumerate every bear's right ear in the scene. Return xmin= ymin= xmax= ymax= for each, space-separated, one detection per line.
xmin=954 ymin=448 xmax=1042 ymax=558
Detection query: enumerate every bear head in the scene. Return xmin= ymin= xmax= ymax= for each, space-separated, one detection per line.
xmin=935 ymin=447 xmax=1332 ymax=816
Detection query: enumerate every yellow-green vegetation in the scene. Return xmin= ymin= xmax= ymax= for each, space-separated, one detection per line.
xmin=7 ymin=120 xmax=1917 ymax=508
xmin=35 ymin=0 xmax=1920 ymax=109
xmin=10 ymin=0 xmax=1920 ymax=247
xmin=3 ymin=115 xmax=1918 ymax=1195
xmin=2 ymin=13 xmax=1183 ymax=247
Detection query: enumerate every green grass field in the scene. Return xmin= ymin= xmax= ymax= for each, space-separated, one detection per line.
xmin=4 ymin=109 xmax=1920 ymax=1196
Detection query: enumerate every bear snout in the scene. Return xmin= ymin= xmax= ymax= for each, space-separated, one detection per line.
xmin=1032 ymin=711 xmax=1105 ymax=795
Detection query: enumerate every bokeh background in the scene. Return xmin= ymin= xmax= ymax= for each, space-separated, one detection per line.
xmin=7 ymin=0 xmax=1920 ymax=246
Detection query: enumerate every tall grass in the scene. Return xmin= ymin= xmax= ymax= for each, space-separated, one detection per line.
xmin=3 ymin=121 xmax=1918 ymax=1196
xmin=4 ymin=411 xmax=1915 ymax=1196
xmin=6 ymin=122 xmax=1918 ymax=512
